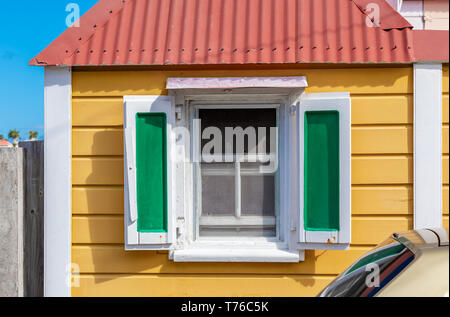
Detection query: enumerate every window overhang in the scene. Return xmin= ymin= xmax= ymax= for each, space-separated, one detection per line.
xmin=166 ymin=76 xmax=308 ymax=90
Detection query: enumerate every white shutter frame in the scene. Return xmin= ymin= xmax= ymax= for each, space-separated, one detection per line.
xmin=297 ymin=92 xmax=351 ymax=250
xmin=124 ymin=95 xmax=175 ymax=250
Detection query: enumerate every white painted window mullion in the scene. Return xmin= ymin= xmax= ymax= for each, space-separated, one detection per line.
xmin=235 ymin=161 xmax=241 ymax=219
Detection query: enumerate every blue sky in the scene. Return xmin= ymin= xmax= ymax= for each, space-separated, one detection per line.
xmin=0 ymin=1 xmax=98 ymax=141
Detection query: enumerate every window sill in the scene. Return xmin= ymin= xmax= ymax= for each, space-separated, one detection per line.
xmin=172 ymin=247 xmax=301 ymax=263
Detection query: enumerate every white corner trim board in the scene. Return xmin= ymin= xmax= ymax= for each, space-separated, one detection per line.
xmin=44 ymin=67 xmax=72 ymax=297
xmin=414 ymin=63 xmax=443 ymax=229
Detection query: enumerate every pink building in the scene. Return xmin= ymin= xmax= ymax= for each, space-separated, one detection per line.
xmin=387 ymin=0 xmax=449 ymax=30
xmin=0 ymin=139 xmax=13 ymax=147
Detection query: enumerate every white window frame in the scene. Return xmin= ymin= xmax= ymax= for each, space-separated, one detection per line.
xmin=191 ymin=103 xmax=281 ymax=242
xmin=169 ymin=87 xmax=305 ymax=262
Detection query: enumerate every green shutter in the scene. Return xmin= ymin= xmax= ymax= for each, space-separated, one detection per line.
xmin=304 ymin=111 xmax=340 ymax=231
xmin=136 ymin=113 xmax=168 ymax=233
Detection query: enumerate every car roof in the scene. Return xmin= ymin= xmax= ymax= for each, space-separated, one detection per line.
xmin=393 ymin=228 xmax=449 ymax=253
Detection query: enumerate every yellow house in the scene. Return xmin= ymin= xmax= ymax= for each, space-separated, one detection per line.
xmin=31 ymin=0 xmax=449 ymax=297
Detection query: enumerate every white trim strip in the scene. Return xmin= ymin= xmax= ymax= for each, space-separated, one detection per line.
xmin=167 ymin=76 xmax=308 ymax=89
xmin=414 ymin=63 xmax=443 ymax=229
xmin=173 ymin=248 xmax=300 ymax=262
xmin=44 ymin=67 xmax=72 ymax=297
xmin=199 ymin=216 xmax=276 ymax=227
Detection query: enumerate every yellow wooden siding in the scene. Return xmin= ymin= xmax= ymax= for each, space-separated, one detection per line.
xmin=73 ymin=128 xmax=123 ymax=156
xmin=444 ymin=95 xmax=449 ymax=124
xmin=444 ymin=126 xmax=449 ymax=154
xmin=443 ymin=156 xmax=449 ymax=184
xmin=72 ymin=187 xmax=123 ymax=214
xmin=72 ymin=95 xmax=413 ymax=127
xmin=73 ymin=275 xmax=335 ymax=297
xmin=72 ymin=246 xmax=370 ymax=275
xmin=72 ymin=157 xmax=412 ymax=186
xmin=73 ymin=186 xmax=412 ymax=216
xmin=72 ymin=68 xmax=413 ymax=97
xmin=74 ymin=126 xmax=412 ymax=156
xmin=72 ymin=215 xmax=411 ymax=245
xmin=444 ymin=186 xmax=449 ymax=216
xmin=71 ymin=67 xmax=415 ymax=297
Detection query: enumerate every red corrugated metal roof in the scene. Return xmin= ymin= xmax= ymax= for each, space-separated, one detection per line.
xmin=30 ymin=0 xmax=447 ymax=66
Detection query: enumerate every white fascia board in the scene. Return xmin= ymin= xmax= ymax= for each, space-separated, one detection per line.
xmin=414 ymin=63 xmax=443 ymax=229
xmin=44 ymin=67 xmax=72 ymax=297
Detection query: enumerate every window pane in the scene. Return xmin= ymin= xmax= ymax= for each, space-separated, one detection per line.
xmin=199 ymin=227 xmax=277 ymax=237
xmin=201 ymin=163 xmax=235 ymax=216
xmin=199 ymin=108 xmax=276 ymax=156
xmin=241 ymin=175 xmax=275 ymax=217
xmin=197 ymin=107 xmax=278 ymax=239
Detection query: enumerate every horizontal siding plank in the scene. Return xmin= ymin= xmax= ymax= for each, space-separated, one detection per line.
xmin=72 ymin=68 xmax=413 ymax=97
xmin=72 ymin=216 xmax=411 ymax=245
xmin=351 ymin=216 xmax=412 ymax=245
xmin=73 ymin=127 xmax=413 ymax=156
xmin=73 ymin=98 xmax=123 ymax=127
xmin=72 ymin=216 xmax=123 ymax=244
xmin=351 ymin=156 xmax=412 ymax=185
xmin=72 ymin=95 xmax=413 ymax=127
xmin=72 ymin=274 xmax=335 ymax=297
xmin=444 ymin=185 xmax=449 ymax=215
xmin=72 ymin=187 xmax=124 ymax=214
xmin=73 ymin=128 xmax=123 ymax=156
xmin=73 ymin=186 xmax=412 ymax=215
xmin=352 ymin=127 xmax=412 ymax=154
xmin=444 ymin=156 xmax=449 ymax=185
xmin=73 ymin=157 xmax=412 ymax=185
xmin=72 ymin=246 xmax=370 ymax=275
xmin=444 ymin=94 xmax=449 ymax=124
xmin=351 ymin=95 xmax=412 ymax=125
xmin=352 ymin=186 xmax=412 ymax=215
xmin=444 ymin=126 xmax=449 ymax=154
xmin=72 ymin=158 xmax=124 ymax=185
